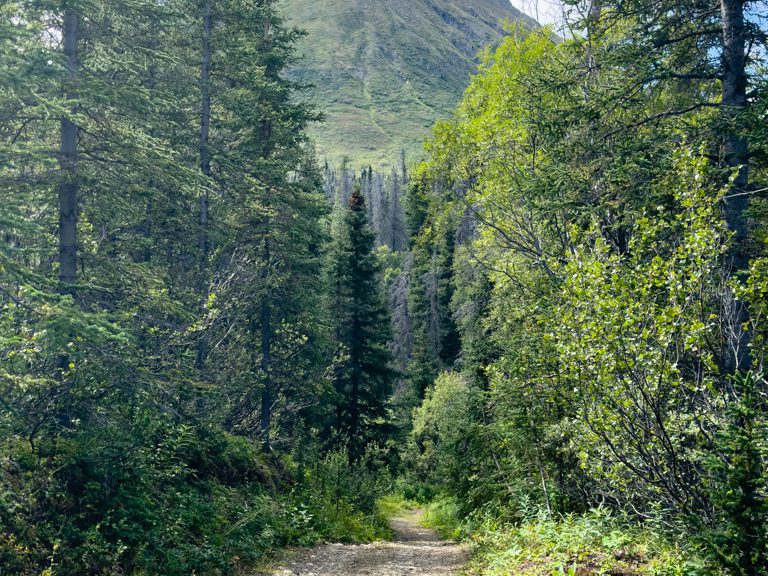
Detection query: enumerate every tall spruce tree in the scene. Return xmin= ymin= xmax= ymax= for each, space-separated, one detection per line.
xmin=327 ymin=186 xmax=394 ymax=461
xmin=200 ymin=0 xmax=328 ymax=448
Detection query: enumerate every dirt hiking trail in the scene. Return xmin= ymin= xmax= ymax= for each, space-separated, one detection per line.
xmin=269 ymin=509 xmax=468 ymax=576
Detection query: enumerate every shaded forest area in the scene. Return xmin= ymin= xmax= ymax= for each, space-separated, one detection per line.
xmin=1 ymin=1 xmax=397 ymax=573
xmin=1 ymin=1 xmax=768 ymax=576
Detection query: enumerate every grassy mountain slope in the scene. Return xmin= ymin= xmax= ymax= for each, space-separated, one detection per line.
xmin=280 ymin=0 xmax=533 ymax=167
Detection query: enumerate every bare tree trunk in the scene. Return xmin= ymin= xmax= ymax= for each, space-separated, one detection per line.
xmin=720 ymin=0 xmax=749 ymax=268
xmin=58 ymin=7 xmax=79 ymax=290
xmin=199 ymin=0 xmax=212 ymax=257
xmin=260 ymin=237 xmax=272 ymax=452
xmin=535 ymin=444 xmax=553 ymax=517
xmin=53 ymin=6 xmax=80 ymax=430
xmin=258 ymin=16 xmax=274 ymax=449
xmin=720 ymin=0 xmax=751 ymax=372
xmin=196 ymin=0 xmax=213 ymax=378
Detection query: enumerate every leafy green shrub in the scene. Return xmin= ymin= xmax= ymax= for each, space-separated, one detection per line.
xmin=405 ymin=372 xmax=491 ymax=505
xmin=391 ymin=472 xmax=442 ymax=504
xmin=421 ymin=496 xmax=463 ymax=540
xmin=462 ymin=508 xmax=700 ymax=576
xmin=297 ymin=447 xmax=393 ymax=542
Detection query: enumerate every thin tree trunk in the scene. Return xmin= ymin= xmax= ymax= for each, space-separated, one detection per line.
xmin=349 ymin=334 xmax=361 ymax=463
xmin=258 ymin=16 xmax=274 ymax=449
xmin=535 ymin=445 xmax=553 ymax=517
xmin=260 ymin=236 xmax=272 ymax=451
xmin=349 ymin=283 xmax=363 ymax=462
xmin=196 ymin=0 xmax=212 ymax=377
xmin=199 ymin=0 xmax=212 ymax=257
xmin=58 ymin=7 xmax=79 ymax=290
xmin=260 ymin=18 xmax=273 ymax=157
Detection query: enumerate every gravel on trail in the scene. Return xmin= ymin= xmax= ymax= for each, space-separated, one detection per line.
xmin=269 ymin=509 xmax=469 ymax=576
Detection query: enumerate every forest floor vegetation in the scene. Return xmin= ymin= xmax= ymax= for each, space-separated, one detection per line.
xmin=421 ymin=498 xmax=704 ymax=576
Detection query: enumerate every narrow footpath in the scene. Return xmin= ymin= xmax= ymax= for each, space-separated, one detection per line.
xmin=270 ymin=509 xmax=468 ymax=576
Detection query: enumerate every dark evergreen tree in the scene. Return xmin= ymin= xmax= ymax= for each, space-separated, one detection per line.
xmin=327 ymin=186 xmax=395 ymax=461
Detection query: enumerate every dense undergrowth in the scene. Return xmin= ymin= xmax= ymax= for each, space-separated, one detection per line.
xmin=0 ymin=429 xmax=391 ymax=576
xmin=420 ymin=497 xmax=701 ymax=576
xmin=398 ymin=14 xmax=768 ymax=576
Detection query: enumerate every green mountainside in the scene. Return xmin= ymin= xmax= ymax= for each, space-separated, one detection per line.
xmin=280 ymin=0 xmax=533 ymax=167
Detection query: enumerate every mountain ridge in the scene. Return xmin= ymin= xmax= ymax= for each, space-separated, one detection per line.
xmin=280 ymin=0 xmax=535 ymax=168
